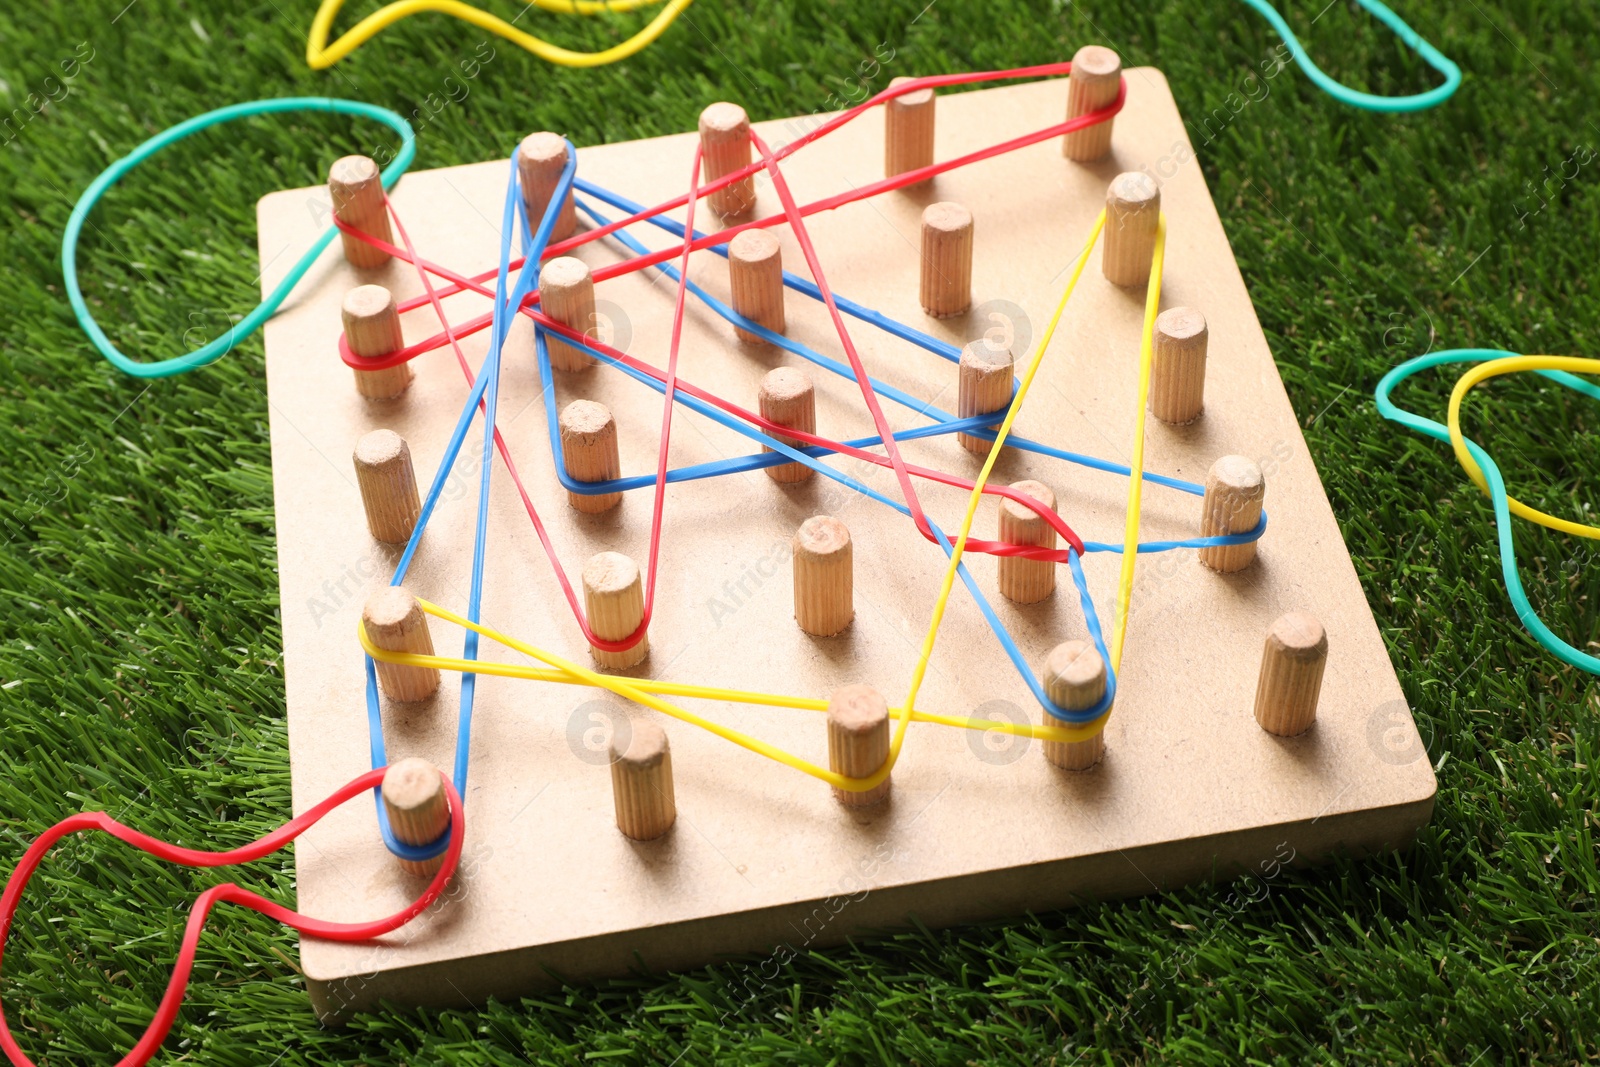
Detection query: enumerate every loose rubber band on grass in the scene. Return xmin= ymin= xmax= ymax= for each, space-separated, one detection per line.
xmin=1376 ymin=348 xmax=1600 ymax=675
xmin=62 ymin=98 xmax=415 ymax=380
xmin=306 ymin=0 xmax=695 ymax=70
xmin=1240 ymin=0 xmax=1460 ymax=112
xmin=0 ymin=767 xmax=463 ymax=1067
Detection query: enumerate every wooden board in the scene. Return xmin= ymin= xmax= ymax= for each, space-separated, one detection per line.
xmin=256 ymin=70 xmax=1434 ymax=1020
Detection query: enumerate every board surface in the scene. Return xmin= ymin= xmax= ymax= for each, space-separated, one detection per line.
xmin=256 ymin=70 xmax=1434 ymax=1018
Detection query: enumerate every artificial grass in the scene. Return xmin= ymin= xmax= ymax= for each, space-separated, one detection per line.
xmin=0 ymin=0 xmax=1596 ymax=1062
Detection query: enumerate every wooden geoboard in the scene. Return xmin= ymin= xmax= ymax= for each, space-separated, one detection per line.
xmin=256 ymin=69 xmax=1434 ymax=1019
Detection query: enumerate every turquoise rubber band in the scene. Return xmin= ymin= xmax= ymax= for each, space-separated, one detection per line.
xmin=1241 ymin=0 xmax=1461 ymax=112
xmin=63 ymin=97 xmax=416 ymax=380
xmin=1375 ymin=348 xmax=1600 ymax=676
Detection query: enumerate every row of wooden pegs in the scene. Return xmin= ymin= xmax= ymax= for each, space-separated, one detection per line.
xmin=331 ymin=45 xmax=1327 ymax=869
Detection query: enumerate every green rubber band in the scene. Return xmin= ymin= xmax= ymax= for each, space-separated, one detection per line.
xmin=1375 ymin=349 xmax=1600 ymax=676
xmin=1241 ymin=0 xmax=1461 ymax=112
xmin=63 ymin=97 xmax=416 ymax=380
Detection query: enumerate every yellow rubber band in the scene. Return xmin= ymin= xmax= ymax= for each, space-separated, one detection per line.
xmin=1448 ymin=355 xmax=1600 ymax=541
xmin=306 ymin=0 xmax=695 ymax=71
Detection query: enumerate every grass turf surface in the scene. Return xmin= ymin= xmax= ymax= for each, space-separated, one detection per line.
xmin=1 ymin=0 xmax=1597 ymax=1062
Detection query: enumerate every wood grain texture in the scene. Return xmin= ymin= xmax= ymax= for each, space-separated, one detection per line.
xmin=353 ymin=429 xmax=421 ymax=544
xmin=885 ymin=76 xmax=936 ymax=182
xmin=609 ymin=718 xmax=676 ymax=840
xmin=728 ymin=228 xmax=785 ymax=343
xmin=997 ymin=479 xmax=1057 ymax=603
xmin=1062 ymin=46 xmax=1121 ymax=162
xmin=1199 ymin=454 xmax=1265 ymax=572
xmin=540 ymin=256 xmax=598 ymax=372
xmin=383 ymin=757 xmax=452 ymax=877
xmin=826 ymin=683 xmax=891 ymax=806
xmin=1150 ymin=306 xmax=1208 ymax=424
xmin=1102 ymin=171 xmax=1159 ymax=287
xmin=1041 ymin=640 xmax=1106 ymax=770
xmin=792 ymin=515 xmax=852 ymax=637
xmin=919 ymin=201 xmax=973 ymax=318
xmin=517 ymin=132 xmax=577 ymax=241
xmin=1254 ymin=612 xmax=1328 ymax=737
xmin=328 ymin=155 xmax=392 ymax=270
xmin=342 ymin=283 xmax=413 ymax=400
xmin=699 ymin=102 xmax=755 ymax=218
xmin=362 ymin=586 xmax=439 ymax=703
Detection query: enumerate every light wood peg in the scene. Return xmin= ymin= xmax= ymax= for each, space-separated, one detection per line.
xmin=353 ymin=429 xmax=421 ymax=544
xmin=699 ymin=102 xmax=755 ymax=218
xmin=540 ymin=256 xmax=596 ymax=372
xmin=328 ymin=155 xmax=392 ymax=270
xmin=1198 ymin=455 xmax=1265 ymax=572
xmin=759 ymin=367 xmax=815 ymax=484
xmin=609 ymin=718 xmax=676 ymax=840
xmin=728 ymin=229 xmax=785 ymax=343
xmin=363 ymin=586 xmax=439 ymax=703
xmin=382 ymin=757 xmax=451 ymax=877
xmin=1063 ymin=46 xmax=1122 ymax=161
xmin=884 ymin=76 xmax=936 ymax=182
xmin=920 ymin=201 xmax=973 ymax=318
xmin=583 ymin=551 xmax=648 ymax=669
xmin=1253 ymin=612 xmax=1328 ymax=737
xmin=517 ymin=131 xmax=577 ymax=242
xmin=793 ymin=515 xmax=853 ymax=637
xmin=957 ymin=339 xmax=1014 ymax=453
xmin=998 ymin=480 xmax=1057 ymax=603
xmin=559 ymin=400 xmax=622 ymax=513
xmin=1102 ymin=172 xmax=1160 ymax=288
xmin=827 ymin=683 xmax=891 ymax=807
xmin=1041 ymin=640 xmax=1106 ymax=770
xmin=1149 ymin=306 xmax=1209 ymax=424
xmin=342 ymin=284 xmax=413 ymax=400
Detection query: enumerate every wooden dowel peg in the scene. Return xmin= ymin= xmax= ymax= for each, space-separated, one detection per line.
xmin=827 ymin=683 xmax=891 ymax=807
xmin=793 ymin=515 xmax=853 ymax=637
xmin=1062 ymin=46 xmax=1122 ymax=162
xmin=540 ymin=256 xmax=596 ymax=372
xmin=609 ymin=718 xmax=676 ymax=840
xmin=920 ymin=201 xmax=973 ymax=318
xmin=1149 ymin=306 xmax=1209 ymax=424
xmin=1041 ymin=640 xmax=1106 ymax=770
xmin=383 ymin=757 xmax=451 ymax=877
xmin=1198 ymin=455 xmax=1265 ymax=573
xmin=328 ymin=155 xmax=392 ymax=270
xmin=560 ymin=400 xmax=622 ymax=514
xmin=1253 ymin=612 xmax=1328 ymax=737
xmin=759 ymin=367 xmax=815 ymax=484
xmin=884 ymin=76 xmax=936 ymax=182
xmin=728 ymin=229 xmax=785 ymax=343
xmin=699 ymin=102 xmax=756 ymax=219
xmin=363 ymin=586 xmax=440 ymax=703
xmin=583 ymin=551 xmax=648 ymax=669
xmin=1102 ymin=172 xmax=1160 ymax=288
xmin=353 ymin=429 xmax=421 ymax=544
xmin=517 ymin=131 xmax=578 ymax=242
xmin=998 ymin=480 xmax=1057 ymax=603
xmin=957 ymin=339 xmax=1014 ymax=453
xmin=342 ymin=284 xmax=413 ymax=400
